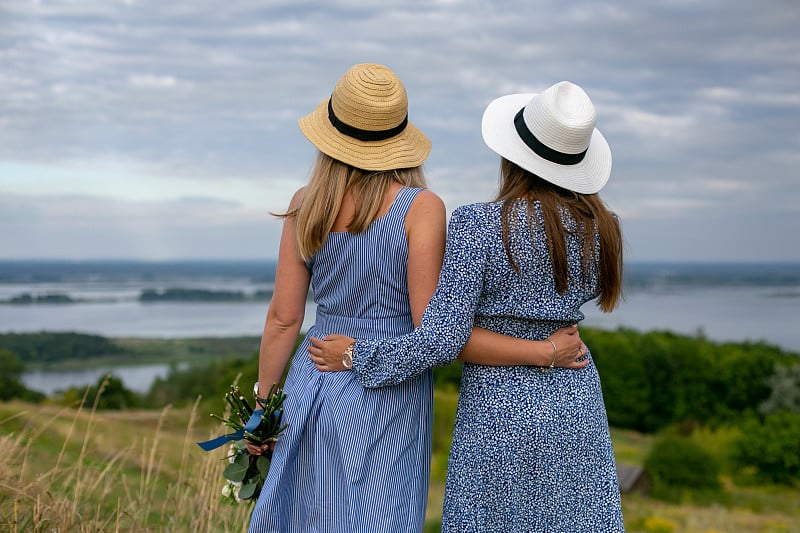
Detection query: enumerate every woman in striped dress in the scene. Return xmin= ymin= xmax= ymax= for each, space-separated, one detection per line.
xmin=309 ymin=81 xmax=626 ymax=531
xmin=247 ymin=65 xmax=586 ymax=533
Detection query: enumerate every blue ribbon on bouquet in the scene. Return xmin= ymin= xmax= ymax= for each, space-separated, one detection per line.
xmin=196 ymin=409 xmax=264 ymax=452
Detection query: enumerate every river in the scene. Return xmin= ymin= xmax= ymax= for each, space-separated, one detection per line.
xmin=4 ymin=260 xmax=798 ymax=395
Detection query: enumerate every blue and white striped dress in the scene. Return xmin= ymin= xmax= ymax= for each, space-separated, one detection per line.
xmin=248 ymin=187 xmax=432 ymax=533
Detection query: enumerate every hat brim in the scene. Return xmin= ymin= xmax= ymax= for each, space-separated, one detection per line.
xmin=481 ymin=93 xmax=612 ymax=194
xmin=299 ymin=98 xmax=431 ymax=171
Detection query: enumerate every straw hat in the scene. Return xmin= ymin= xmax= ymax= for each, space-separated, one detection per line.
xmin=299 ymin=64 xmax=431 ymax=171
xmin=481 ymin=81 xmax=612 ymax=194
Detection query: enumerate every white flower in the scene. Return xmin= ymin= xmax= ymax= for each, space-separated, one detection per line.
xmin=221 ymin=483 xmax=233 ymax=498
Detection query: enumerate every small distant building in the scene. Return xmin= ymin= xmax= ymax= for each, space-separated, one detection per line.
xmin=616 ymin=463 xmax=650 ymax=495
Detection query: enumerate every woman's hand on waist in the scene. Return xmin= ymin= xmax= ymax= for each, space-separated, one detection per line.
xmin=308 ymin=334 xmax=357 ymax=372
xmin=547 ymin=324 xmax=590 ymax=369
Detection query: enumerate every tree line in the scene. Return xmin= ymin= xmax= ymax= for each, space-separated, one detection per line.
xmin=0 ymin=332 xmax=124 ymax=363
xmin=2 ymin=328 xmax=798 ymax=485
xmin=2 ymin=328 xmax=797 ymax=432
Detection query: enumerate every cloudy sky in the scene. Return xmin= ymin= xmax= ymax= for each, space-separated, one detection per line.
xmin=1 ymin=0 xmax=798 ymax=262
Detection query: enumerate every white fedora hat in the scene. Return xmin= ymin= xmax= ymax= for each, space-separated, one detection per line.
xmin=481 ymin=81 xmax=611 ymax=194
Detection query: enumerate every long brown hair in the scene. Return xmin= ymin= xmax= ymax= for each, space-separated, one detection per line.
xmin=496 ymin=158 xmax=623 ymax=312
xmin=276 ymin=151 xmax=426 ymax=260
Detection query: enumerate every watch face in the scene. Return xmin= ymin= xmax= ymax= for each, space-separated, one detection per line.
xmin=342 ymin=352 xmax=353 ymax=369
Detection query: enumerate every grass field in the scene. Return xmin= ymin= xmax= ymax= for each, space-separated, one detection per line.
xmin=2 ymin=388 xmax=798 ymax=532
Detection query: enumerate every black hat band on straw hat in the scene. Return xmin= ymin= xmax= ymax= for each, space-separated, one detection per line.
xmin=513 ymin=108 xmax=587 ymax=166
xmin=328 ymin=98 xmax=408 ymax=142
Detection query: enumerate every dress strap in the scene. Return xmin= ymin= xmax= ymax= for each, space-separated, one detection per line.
xmin=386 ymin=187 xmax=423 ymax=221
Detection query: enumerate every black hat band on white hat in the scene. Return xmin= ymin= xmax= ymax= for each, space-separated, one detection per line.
xmin=513 ymin=108 xmax=587 ymax=166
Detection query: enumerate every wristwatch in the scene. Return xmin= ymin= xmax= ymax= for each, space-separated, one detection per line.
xmin=253 ymin=381 xmax=269 ymax=406
xmin=342 ymin=342 xmax=354 ymax=369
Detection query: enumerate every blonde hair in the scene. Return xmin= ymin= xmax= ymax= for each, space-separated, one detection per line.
xmin=496 ymin=158 xmax=623 ymax=312
xmin=276 ymin=151 xmax=426 ymax=260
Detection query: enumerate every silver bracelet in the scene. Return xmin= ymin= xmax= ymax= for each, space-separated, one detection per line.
xmin=545 ymin=339 xmax=557 ymax=373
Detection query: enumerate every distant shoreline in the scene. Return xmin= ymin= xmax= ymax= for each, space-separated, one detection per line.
xmin=2 ymin=261 xmax=798 ymax=351
xmin=2 ymin=259 xmax=799 ymax=288
xmin=0 ymin=291 xmax=274 ymax=304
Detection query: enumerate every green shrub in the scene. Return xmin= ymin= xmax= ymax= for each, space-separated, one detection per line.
xmin=58 ymin=374 xmax=140 ymax=410
xmin=143 ymin=335 xmax=302 ymax=411
xmin=145 ymin=356 xmax=258 ymax=410
xmin=733 ymin=411 xmax=800 ymax=485
xmin=644 ymin=434 xmax=721 ymax=500
xmin=0 ymin=348 xmax=45 ymax=403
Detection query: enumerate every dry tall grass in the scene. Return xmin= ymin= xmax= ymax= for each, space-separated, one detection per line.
xmin=2 ymin=386 xmax=799 ymax=532
xmin=0 ymin=385 xmax=251 ymax=532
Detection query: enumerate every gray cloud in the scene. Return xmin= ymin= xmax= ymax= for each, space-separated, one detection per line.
xmin=1 ymin=0 xmax=798 ymax=260
xmin=0 ymin=193 xmax=281 ymax=259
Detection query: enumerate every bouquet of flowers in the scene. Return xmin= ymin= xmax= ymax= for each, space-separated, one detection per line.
xmin=198 ymin=383 xmax=287 ymax=503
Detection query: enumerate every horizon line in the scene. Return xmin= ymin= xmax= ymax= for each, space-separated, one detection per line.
xmin=1 ymin=258 xmax=799 ymax=265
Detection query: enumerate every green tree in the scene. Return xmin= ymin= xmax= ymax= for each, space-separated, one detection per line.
xmin=0 ymin=348 xmax=25 ymax=376
xmin=733 ymin=411 xmax=800 ymax=485
xmin=587 ymin=327 xmax=792 ymax=433
xmin=0 ymin=348 xmax=45 ymax=402
xmin=0 ymin=332 xmax=124 ymax=364
xmin=145 ymin=356 xmax=259 ymax=409
xmin=59 ymin=374 xmax=140 ymax=410
xmin=713 ymin=342 xmax=779 ymax=419
xmin=759 ymin=364 xmax=800 ymax=415
xmin=144 ymin=336 xmax=306 ymax=410
xmin=583 ymin=328 xmax=652 ymax=431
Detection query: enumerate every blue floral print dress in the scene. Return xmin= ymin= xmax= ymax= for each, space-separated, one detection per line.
xmin=350 ymin=200 xmax=625 ymax=532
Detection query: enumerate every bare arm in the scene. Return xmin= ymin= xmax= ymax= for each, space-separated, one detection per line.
xmin=403 ymin=191 xmax=586 ymax=367
xmin=257 ymin=189 xmax=311 ymax=392
xmin=459 ymin=325 xmax=588 ymax=369
xmin=309 ymin=200 xmax=588 ymax=375
xmin=405 ymin=189 xmax=446 ymax=326
xmin=309 ymin=324 xmax=588 ymax=372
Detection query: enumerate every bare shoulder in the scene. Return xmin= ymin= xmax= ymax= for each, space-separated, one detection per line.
xmin=288 ymin=187 xmax=306 ymax=209
xmin=405 ymin=189 xmax=446 ymax=240
xmin=408 ymin=188 xmax=445 ymax=217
